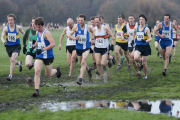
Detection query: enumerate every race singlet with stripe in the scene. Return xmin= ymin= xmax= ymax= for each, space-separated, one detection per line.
xmin=36 ymin=29 xmax=54 ymax=59
xmin=94 ymin=25 xmax=109 ymax=48
xmin=115 ymin=23 xmax=127 ymax=43
xmin=126 ymin=23 xmax=136 ymax=47
xmin=66 ymin=26 xmax=76 ymax=46
xmin=75 ymin=24 xmax=90 ymax=50
xmin=6 ymin=24 xmax=20 ymax=45
xmin=135 ymin=25 xmax=149 ymax=46
xmin=160 ymin=21 xmax=173 ymax=41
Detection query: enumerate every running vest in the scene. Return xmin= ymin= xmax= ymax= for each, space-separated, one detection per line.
xmin=160 ymin=21 xmax=173 ymax=41
xmin=135 ymin=25 xmax=149 ymax=45
xmin=36 ymin=29 xmax=54 ymax=59
xmin=126 ymin=23 xmax=136 ymax=47
xmin=94 ymin=25 xmax=109 ymax=48
xmin=173 ymin=27 xmax=177 ymax=39
xmin=27 ymin=29 xmax=37 ymax=53
xmin=75 ymin=24 xmax=90 ymax=50
xmin=66 ymin=26 xmax=76 ymax=46
xmin=115 ymin=23 xmax=127 ymax=43
xmin=6 ymin=24 xmax=20 ymax=45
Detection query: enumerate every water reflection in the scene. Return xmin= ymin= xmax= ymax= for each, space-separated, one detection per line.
xmin=40 ymin=100 xmax=180 ymax=118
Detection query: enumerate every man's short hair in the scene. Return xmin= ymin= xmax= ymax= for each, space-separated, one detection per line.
xmin=7 ymin=14 xmax=16 ymax=21
xmin=139 ymin=14 xmax=147 ymax=22
xmin=99 ymin=16 xmax=104 ymax=20
xmin=79 ymin=14 xmax=86 ymax=20
xmin=118 ymin=14 xmax=125 ymax=19
xmin=90 ymin=16 xmax=95 ymax=20
xmin=95 ymin=16 xmax=101 ymax=21
xmin=164 ymin=13 xmax=171 ymax=19
xmin=35 ymin=17 xmax=44 ymax=26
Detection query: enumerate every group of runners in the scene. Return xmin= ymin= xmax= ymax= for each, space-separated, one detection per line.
xmin=1 ymin=13 xmax=179 ymax=97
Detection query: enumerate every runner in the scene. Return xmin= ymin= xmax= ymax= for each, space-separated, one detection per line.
xmin=155 ymin=14 xmax=177 ymax=76
xmin=91 ymin=16 xmax=114 ymax=81
xmin=58 ymin=18 xmax=76 ymax=78
xmin=1 ymin=14 xmax=24 ymax=81
xmin=153 ymin=20 xmax=161 ymax=57
xmin=133 ymin=14 xmax=152 ymax=79
xmin=172 ymin=19 xmax=179 ymax=58
xmin=89 ymin=16 xmax=96 ymax=69
xmin=32 ymin=17 xmax=61 ymax=97
xmin=99 ymin=16 xmax=116 ymax=68
xmin=126 ymin=15 xmax=138 ymax=71
xmin=114 ymin=15 xmax=130 ymax=70
xmin=23 ymin=17 xmax=37 ymax=70
xmin=69 ymin=14 xmax=93 ymax=85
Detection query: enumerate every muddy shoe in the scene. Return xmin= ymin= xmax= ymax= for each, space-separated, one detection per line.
xmin=77 ymin=78 xmax=83 ymax=85
xmin=87 ymin=68 xmax=92 ymax=80
xmin=112 ymin=56 xmax=116 ymax=65
xmin=18 ymin=61 xmax=22 ymax=72
xmin=6 ymin=74 xmax=12 ymax=81
xmin=120 ymin=56 xmax=124 ymax=64
xmin=143 ymin=75 xmax=148 ymax=80
xmin=56 ymin=67 xmax=61 ymax=78
xmin=108 ymin=60 xmax=112 ymax=68
xmin=32 ymin=91 xmax=39 ymax=97
xmin=136 ymin=72 xmax=141 ymax=77
xmin=162 ymin=71 xmax=166 ymax=76
xmin=116 ymin=64 xmax=121 ymax=70
xmin=28 ymin=64 xmax=34 ymax=70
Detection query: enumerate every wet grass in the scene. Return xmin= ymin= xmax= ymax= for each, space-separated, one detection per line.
xmin=0 ymin=28 xmax=180 ymax=119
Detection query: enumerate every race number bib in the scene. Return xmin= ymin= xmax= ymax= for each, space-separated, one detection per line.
xmin=38 ymin=43 xmax=44 ymax=49
xmin=162 ymin=30 xmax=170 ymax=38
xmin=117 ymin=31 xmax=122 ymax=39
xmin=78 ymin=35 xmax=86 ymax=44
xmin=136 ymin=32 xmax=144 ymax=41
xmin=8 ymin=33 xmax=16 ymax=42
xmin=29 ymin=41 xmax=32 ymax=48
xmin=95 ymin=38 xmax=105 ymax=47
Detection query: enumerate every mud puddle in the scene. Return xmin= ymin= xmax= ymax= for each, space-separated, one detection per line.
xmin=40 ymin=100 xmax=180 ymax=118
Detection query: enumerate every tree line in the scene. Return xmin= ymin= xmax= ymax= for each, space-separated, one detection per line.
xmin=0 ymin=0 xmax=179 ymax=26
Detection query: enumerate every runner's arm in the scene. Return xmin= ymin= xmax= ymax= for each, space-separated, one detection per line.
xmin=1 ymin=27 xmax=7 ymax=44
xmin=43 ymin=31 xmax=55 ymax=51
xmin=69 ymin=24 xmax=78 ymax=40
xmin=155 ymin=23 xmax=163 ymax=38
xmin=58 ymin=28 xmax=66 ymax=50
xmin=145 ymin=27 xmax=152 ymax=42
xmin=133 ymin=26 xmax=137 ymax=42
xmin=105 ymin=26 xmax=114 ymax=45
xmin=18 ymin=25 xmax=25 ymax=36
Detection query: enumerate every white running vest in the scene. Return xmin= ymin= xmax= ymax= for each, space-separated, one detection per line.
xmin=95 ymin=25 xmax=109 ymax=48
xmin=66 ymin=26 xmax=76 ymax=46
xmin=126 ymin=23 xmax=137 ymax=47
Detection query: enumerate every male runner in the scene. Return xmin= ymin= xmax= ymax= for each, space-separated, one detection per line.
xmin=23 ymin=17 xmax=37 ymax=70
xmin=133 ymin=15 xmax=152 ymax=79
xmin=58 ymin=18 xmax=76 ymax=78
xmin=70 ymin=14 xmax=93 ymax=85
xmin=1 ymin=14 xmax=24 ymax=81
xmin=155 ymin=14 xmax=177 ymax=76
xmin=32 ymin=17 xmax=61 ymax=97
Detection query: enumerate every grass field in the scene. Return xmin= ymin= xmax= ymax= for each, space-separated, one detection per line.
xmin=0 ymin=28 xmax=180 ymax=120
